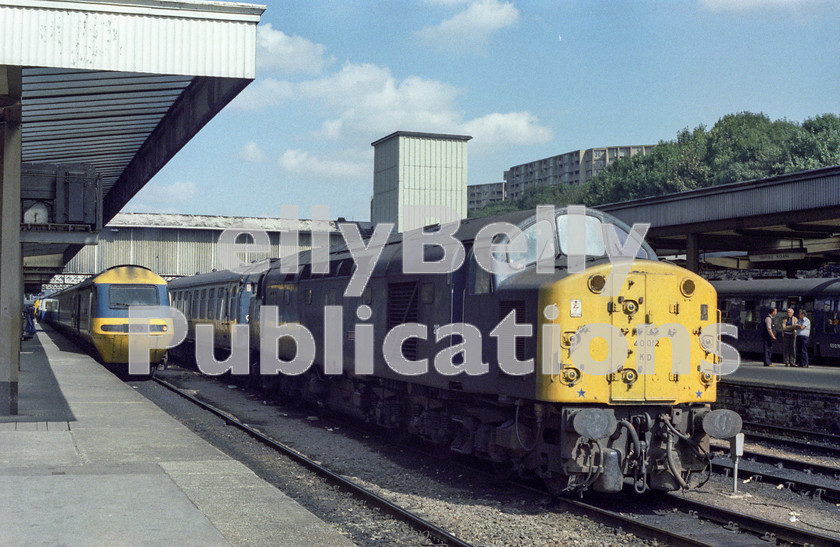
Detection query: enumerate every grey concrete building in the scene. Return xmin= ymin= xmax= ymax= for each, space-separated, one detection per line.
xmin=504 ymin=145 xmax=655 ymax=200
xmin=370 ymin=131 xmax=471 ymax=232
xmin=467 ymin=181 xmax=506 ymax=213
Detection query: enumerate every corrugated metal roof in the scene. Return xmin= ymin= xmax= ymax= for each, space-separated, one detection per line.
xmin=601 ymin=167 xmax=840 ymax=231
xmin=1 ymin=0 xmax=263 ymax=78
xmin=21 ymin=69 xmax=194 ymax=194
xmin=9 ymin=0 xmax=265 ymax=292
xmin=599 ymin=166 xmax=840 ymax=255
xmin=108 ymin=212 xmax=340 ymax=232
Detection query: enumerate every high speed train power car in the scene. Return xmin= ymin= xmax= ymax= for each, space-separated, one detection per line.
xmin=168 ymin=207 xmax=741 ymax=495
xmin=42 ymin=265 xmax=171 ymax=366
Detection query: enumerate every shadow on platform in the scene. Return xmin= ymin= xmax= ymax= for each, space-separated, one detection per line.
xmin=2 ymin=326 xmax=76 ymax=424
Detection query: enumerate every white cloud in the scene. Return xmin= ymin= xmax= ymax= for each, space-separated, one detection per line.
xmin=277 ymin=149 xmax=369 ymax=179
xmin=236 ymin=141 xmax=267 ymax=163
xmin=461 ymin=112 xmax=553 ymax=150
xmin=425 ymin=0 xmax=470 ymax=5
xmin=256 ymin=23 xmax=334 ymax=74
xmin=698 ymin=0 xmax=826 ymax=11
xmin=298 ymin=64 xmax=552 ymax=152
xmin=124 ymin=181 xmax=197 ymax=213
xmin=416 ymin=0 xmax=519 ymax=54
xmin=300 ymin=64 xmax=464 ymax=140
xmin=235 ymin=61 xmax=552 ymax=154
xmin=229 ymin=78 xmax=295 ymax=111
xmin=143 ymin=181 xmax=196 ymax=204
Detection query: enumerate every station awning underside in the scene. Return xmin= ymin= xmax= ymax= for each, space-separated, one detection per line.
xmin=0 ymin=0 xmax=264 ymax=291
xmin=601 ymin=166 xmax=840 ymax=270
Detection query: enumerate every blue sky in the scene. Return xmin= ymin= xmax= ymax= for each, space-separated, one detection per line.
xmin=125 ymin=0 xmax=840 ymax=221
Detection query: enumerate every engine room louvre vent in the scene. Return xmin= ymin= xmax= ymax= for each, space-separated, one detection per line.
xmin=388 ymin=282 xmax=420 ymax=360
xmin=499 ymin=300 xmax=526 ymax=361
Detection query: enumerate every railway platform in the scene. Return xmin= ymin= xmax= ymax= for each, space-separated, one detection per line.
xmin=0 ymin=324 xmax=352 ymax=546
xmin=721 ymin=358 xmax=840 ymax=395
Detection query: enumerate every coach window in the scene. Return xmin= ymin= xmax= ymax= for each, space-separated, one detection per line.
xmin=228 ymin=287 xmax=237 ymax=321
xmin=826 ymin=298 xmax=840 ymax=333
xmin=200 ymin=289 xmax=207 ymax=319
xmin=209 ymin=288 xmax=216 ymax=320
xmin=770 ymin=300 xmax=785 ymax=331
xmin=218 ymin=288 xmax=226 ymax=319
xmin=305 ymin=288 xmax=312 ymax=305
xmin=740 ymin=300 xmax=757 ymax=330
xmin=284 ymin=289 xmax=291 ymax=306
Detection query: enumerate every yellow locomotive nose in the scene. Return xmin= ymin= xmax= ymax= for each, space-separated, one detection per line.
xmin=536 ymin=260 xmax=718 ymax=405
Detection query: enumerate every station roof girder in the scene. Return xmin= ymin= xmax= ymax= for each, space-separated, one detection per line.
xmin=601 ymin=166 xmax=840 ymax=269
xmin=0 ymin=0 xmax=265 ymax=292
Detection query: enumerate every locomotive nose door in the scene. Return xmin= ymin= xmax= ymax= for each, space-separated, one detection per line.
xmin=609 ymin=271 xmax=647 ymax=402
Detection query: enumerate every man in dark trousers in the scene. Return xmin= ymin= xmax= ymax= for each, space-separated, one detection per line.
xmin=763 ymin=307 xmax=777 ymax=366
xmin=795 ymin=309 xmax=810 ymax=368
xmin=782 ymin=308 xmax=798 ymax=366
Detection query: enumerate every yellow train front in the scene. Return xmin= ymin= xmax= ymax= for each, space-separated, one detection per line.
xmin=441 ymin=209 xmax=741 ymax=494
xmin=531 ymin=258 xmax=739 ymax=493
xmin=44 ymin=265 xmax=170 ymax=365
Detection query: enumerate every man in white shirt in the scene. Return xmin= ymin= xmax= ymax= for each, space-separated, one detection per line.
xmin=795 ymin=310 xmax=811 ymax=368
xmin=782 ymin=308 xmax=798 ymax=366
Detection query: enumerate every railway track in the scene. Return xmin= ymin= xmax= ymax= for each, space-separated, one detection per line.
xmin=742 ymin=421 xmax=840 ymax=458
xmin=505 ymin=475 xmax=840 ymax=546
xmin=550 ymin=494 xmax=839 ymax=546
xmin=709 ymin=448 xmax=840 ymax=504
xmin=151 ymin=372 xmax=840 ymax=547
xmin=151 ymin=375 xmax=473 ymax=547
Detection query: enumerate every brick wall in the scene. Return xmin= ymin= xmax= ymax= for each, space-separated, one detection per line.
xmin=715 ymin=383 xmax=840 ymax=434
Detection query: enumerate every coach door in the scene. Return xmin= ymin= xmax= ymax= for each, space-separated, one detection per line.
xmin=609 ymin=271 xmax=648 ymax=402
xmin=73 ymin=294 xmax=81 ymax=331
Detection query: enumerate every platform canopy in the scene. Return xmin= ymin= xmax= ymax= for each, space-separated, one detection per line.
xmin=0 ymin=0 xmax=265 ymax=290
xmin=601 ymin=166 xmax=840 ymax=272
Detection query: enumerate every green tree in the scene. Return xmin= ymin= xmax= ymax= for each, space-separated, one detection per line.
xmin=704 ymin=112 xmax=801 ymax=185
xmin=784 ymin=113 xmax=840 ymax=171
xmin=468 ymin=200 xmax=519 ymax=218
xmin=471 ymin=111 xmax=840 ymax=214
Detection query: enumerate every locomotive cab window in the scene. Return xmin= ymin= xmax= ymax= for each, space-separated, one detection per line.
xmin=108 ymin=285 xmax=158 ymax=309
xmin=468 ymin=250 xmax=492 ymax=295
xmin=556 ymin=214 xmax=651 ymax=260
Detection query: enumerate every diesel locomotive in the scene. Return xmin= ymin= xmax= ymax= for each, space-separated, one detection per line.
xmin=168 ymin=207 xmax=741 ymax=495
xmin=42 ymin=265 xmax=171 ymax=365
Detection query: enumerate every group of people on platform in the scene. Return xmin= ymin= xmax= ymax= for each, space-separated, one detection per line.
xmin=763 ymin=307 xmax=811 ymax=367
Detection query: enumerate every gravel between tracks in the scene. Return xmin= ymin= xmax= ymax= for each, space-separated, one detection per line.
xmin=141 ymin=365 xmax=840 ymax=545
xmin=147 ymin=366 xmax=652 ymax=546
